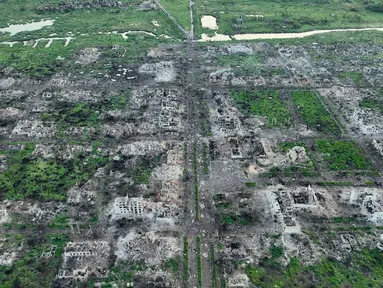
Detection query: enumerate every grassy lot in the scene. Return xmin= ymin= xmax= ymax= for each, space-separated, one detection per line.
xmin=231 ymin=90 xmax=291 ymax=128
xmin=0 ymin=143 xmax=108 ymax=201
xmin=0 ymin=233 xmax=69 ymax=288
xmin=0 ymin=33 xmax=175 ymax=77
xmin=316 ymin=140 xmax=372 ymax=171
xmin=0 ymin=0 xmax=182 ymax=41
xmin=246 ymin=248 xmax=383 ymax=288
xmin=339 ymin=71 xmax=365 ymax=86
xmin=0 ymin=0 xmax=182 ymax=77
xmin=160 ymin=0 xmax=191 ymax=30
xmin=359 ymin=98 xmax=383 ymax=115
xmin=195 ymin=0 xmax=383 ymax=36
xmin=291 ymin=91 xmax=341 ymax=135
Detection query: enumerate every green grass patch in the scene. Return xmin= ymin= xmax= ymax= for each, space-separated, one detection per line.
xmin=261 ymin=160 xmax=318 ymax=178
xmin=220 ymin=212 xmax=255 ymax=225
xmin=247 ymin=248 xmax=383 ymax=287
xmin=202 ymin=142 xmax=209 ymax=174
xmin=316 ymin=140 xmax=372 ymax=171
xmin=339 ymin=71 xmax=365 ymax=86
xmin=0 ymin=144 xmax=108 ymax=201
xmin=359 ymin=98 xmax=383 ymax=115
xmin=160 ymin=0 xmax=190 ymax=30
xmin=0 ymin=233 xmax=69 ymax=288
xmin=334 ymin=226 xmax=372 ymax=231
xmin=131 ymin=154 xmax=161 ymax=185
xmin=330 ymin=216 xmax=362 ymax=224
xmin=317 ymin=181 xmax=353 ymax=186
xmin=291 ymin=91 xmax=341 ymax=135
xmin=195 ymin=0 xmax=383 ymax=36
xmin=245 ymin=182 xmax=256 ymax=187
xmin=231 ymin=90 xmax=291 ymax=128
xmin=49 ymin=213 xmax=70 ymax=229
xmin=163 ymin=257 xmax=181 ymax=279
xmin=215 ymin=54 xmax=263 ymax=76
xmin=89 ymin=260 xmax=147 ymax=287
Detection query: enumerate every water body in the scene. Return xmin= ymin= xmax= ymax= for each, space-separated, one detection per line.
xmin=0 ymin=19 xmax=55 ymax=36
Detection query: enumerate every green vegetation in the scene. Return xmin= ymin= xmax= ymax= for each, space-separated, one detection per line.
xmin=0 ymin=233 xmax=69 ymax=288
xmin=202 ymin=142 xmax=209 ymax=174
xmin=0 ymin=33 xmax=177 ymax=77
xmin=365 ymin=180 xmax=376 ymax=186
xmin=196 ymin=236 xmax=202 ymax=288
xmin=231 ymin=90 xmax=291 ymax=128
xmin=183 ymin=236 xmax=189 ymax=286
xmin=198 ymin=100 xmax=212 ymax=137
xmin=195 ymin=0 xmax=383 ymax=36
xmin=261 ymin=160 xmax=318 ymax=178
xmin=215 ymin=54 xmax=285 ymax=77
xmin=216 ymin=54 xmax=259 ymax=67
xmin=317 ymin=181 xmax=353 ymax=186
xmin=330 ymin=216 xmax=362 ymax=224
xmin=0 ymin=143 xmax=108 ymax=201
xmin=101 ymin=91 xmax=130 ymax=111
xmin=49 ymin=213 xmax=70 ymax=229
xmin=247 ymin=248 xmax=383 ymax=287
xmin=41 ymin=102 xmax=99 ymax=133
xmin=244 ymin=182 xmax=256 ymax=187
xmin=316 ymin=140 xmax=372 ymax=171
xmin=359 ymin=98 xmax=383 ymax=115
xmin=335 ymin=226 xmax=372 ymax=231
xmin=367 ymin=1 xmax=383 ymax=13
xmin=40 ymin=93 xmax=129 ymax=138
xmin=291 ymin=91 xmax=341 ymax=135
xmin=339 ymin=71 xmax=364 ymax=86
xmin=0 ymin=0 xmax=182 ymax=40
xmin=160 ymin=0 xmax=191 ymax=30
xmin=220 ymin=212 xmax=254 ymax=225
xmin=131 ymin=154 xmax=162 ymax=185
xmin=216 ymin=54 xmax=262 ymax=75
xmin=269 ymin=245 xmax=284 ymax=259
xmin=213 ymin=193 xmax=231 ymax=209
xmin=90 ymin=260 xmax=147 ymax=287
xmin=163 ymin=257 xmax=180 ymax=279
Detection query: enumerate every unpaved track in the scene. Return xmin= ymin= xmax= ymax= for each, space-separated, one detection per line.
xmin=182 ymin=24 xmax=223 ymax=284
xmin=199 ymin=27 xmax=383 ymax=42
xmin=154 ymin=0 xmax=189 ymax=39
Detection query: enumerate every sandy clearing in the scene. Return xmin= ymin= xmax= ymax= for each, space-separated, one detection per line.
xmin=198 ymin=27 xmax=383 ymax=42
xmin=201 ymin=15 xmax=218 ymax=30
xmin=199 ymin=32 xmax=231 ymax=41
xmin=232 ymin=27 xmax=383 ymax=40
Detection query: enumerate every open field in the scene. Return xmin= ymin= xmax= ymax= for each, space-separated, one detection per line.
xmin=194 ymin=0 xmax=383 ymax=37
